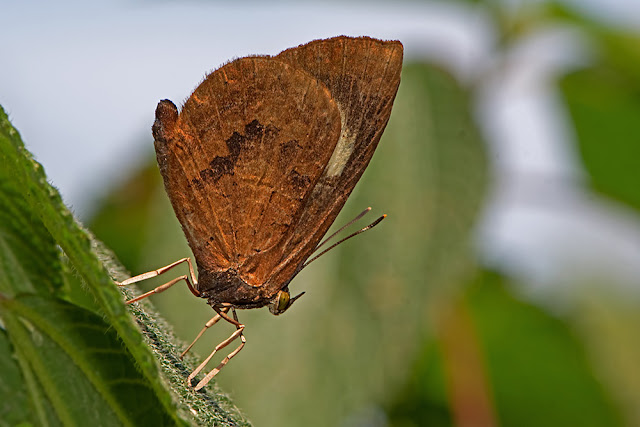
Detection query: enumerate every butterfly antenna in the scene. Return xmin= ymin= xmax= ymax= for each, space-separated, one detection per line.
xmin=313 ymin=207 xmax=372 ymax=252
xmin=302 ymin=213 xmax=386 ymax=269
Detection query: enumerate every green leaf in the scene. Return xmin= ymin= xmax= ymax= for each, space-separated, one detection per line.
xmin=372 ymin=63 xmax=489 ymax=293
xmin=385 ymin=338 xmax=452 ymax=426
xmin=558 ymin=24 xmax=640 ymax=212
xmin=386 ymin=271 xmax=624 ymax=426
xmin=0 ymin=140 xmax=62 ymax=297
xmin=1 ymin=294 xmax=173 ymax=426
xmin=0 ymin=105 xmax=186 ymax=424
xmin=0 ymin=328 xmax=35 ymax=426
xmin=574 ymin=292 xmax=640 ymax=427
xmin=467 ymin=272 xmax=623 ymax=426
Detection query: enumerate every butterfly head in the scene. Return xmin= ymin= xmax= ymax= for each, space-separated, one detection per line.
xmin=268 ymin=288 xmax=305 ymax=315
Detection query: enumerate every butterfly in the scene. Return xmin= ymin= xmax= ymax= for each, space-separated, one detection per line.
xmin=117 ymin=35 xmax=403 ymax=390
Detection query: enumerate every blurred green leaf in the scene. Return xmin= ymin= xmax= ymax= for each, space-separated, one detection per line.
xmin=385 ymin=339 xmax=452 ymax=427
xmin=89 ymin=160 xmax=167 ymax=273
xmin=468 ymin=272 xmax=623 ymax=427
xmin=574 ymin=292 xmax=640 ymax=427
xmin=387 ymin=271 xmax=624 ymax=426
xmin=558 ymin=18 xmax=640 ymax=211
xmin=370 ymin=63 xmax=488 ymax=293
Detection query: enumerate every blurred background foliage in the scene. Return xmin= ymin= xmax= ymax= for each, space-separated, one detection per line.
xmin=86 ymin=2 xmax=640 ymax=426
xmin=2 ymin=0 xmax=639 ymax=426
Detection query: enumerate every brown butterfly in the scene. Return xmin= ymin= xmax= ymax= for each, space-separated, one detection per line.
xmin=117 ymin=35 xmax=403 ymax=390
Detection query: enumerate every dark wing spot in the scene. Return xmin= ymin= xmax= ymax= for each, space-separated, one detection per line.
xmin=226 ymin=131 xmax=245 ymax=159
xmin=244 ymin=119 xmax=264 ymax=141
xmin=209 ymin=156 xmax=235 ymax=179
xmin=200 ymin=168 xmax=215 ymax=181
xmin=199 ymin=121 xmax=267 ymax=184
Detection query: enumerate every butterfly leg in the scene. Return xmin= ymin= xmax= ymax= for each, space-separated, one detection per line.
xmin=116 ymin=257 xmax=200 ymax=304
xmin=180 ymin=307 xmax=230 ymax=359
xmin=187 ymin=308 xmax=246 ymax=390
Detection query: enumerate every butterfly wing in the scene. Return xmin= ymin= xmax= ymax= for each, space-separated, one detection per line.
xmin=153 ymin=56 xmax=342 ymax=288
xmin=263 ymin=36 xmax=404 ymax=289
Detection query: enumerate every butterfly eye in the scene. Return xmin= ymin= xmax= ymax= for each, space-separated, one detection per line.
xmin=269 ymin=290 xmax=291 ymax=315
xmin=277 ymin=290 xmax=291 ymax=312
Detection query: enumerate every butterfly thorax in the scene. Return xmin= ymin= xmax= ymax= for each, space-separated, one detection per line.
xmin=197 ymin=266 xmax=276 ymax=309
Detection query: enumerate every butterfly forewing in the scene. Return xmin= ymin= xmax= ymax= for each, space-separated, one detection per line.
xmin=153 ymin=57 xmax=342 ymax=289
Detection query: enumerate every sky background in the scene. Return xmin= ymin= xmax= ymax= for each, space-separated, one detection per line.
xmin=2 ymin=0 xmax=640 ymax=296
